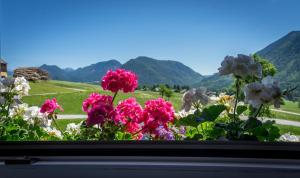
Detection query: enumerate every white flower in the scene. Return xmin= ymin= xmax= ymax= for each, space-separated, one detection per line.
xmin=218 ymin=54 xmax=262 ymax=79
xmin=0 ymin=77 xmax=14 ymax=93
xmin=44 ymin=127 xmax=63 ymax=139
xmin=9 ymin=103 xmax=29 ymax=118
xmin=13 ymin=77 xmax=30 ymax=97
xmin=279 ymin=133 xmax=299 ymax=142
xmin=175 ymin=109 xmax=196 ymax=119
xmin=218 ymin=56 xmax=235 ymax=75
xmin=181 ymin=87 xmax=210 ymax=112
xmin=24 ymin=106 xmax=50 ymax=127
xmin=244 ymin=76 xmax=282 ymax=108
xmin=65 ymin=122 xmax=81 ymax=135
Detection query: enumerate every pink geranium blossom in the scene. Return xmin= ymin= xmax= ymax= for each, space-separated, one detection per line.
xmin=115 ymin=98 xmax=143 ymax=134
xmin=82 ymin=93 xmax=112 ymax=112
xmin=82 ymin=93 xmax=116 ymax=126
xmin=101 ymin=69 xmax=138 ymax=93
xmin=86 ymin=103 xmax=116 ymax=126
xmin=40 ymin=98 xmax=63 ymax=114
xmin=142 ymin=98 xmax=175 ymax=135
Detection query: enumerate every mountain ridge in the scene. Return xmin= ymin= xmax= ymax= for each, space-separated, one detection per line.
xmin=39 ymin=56 xmax=204 ymax=86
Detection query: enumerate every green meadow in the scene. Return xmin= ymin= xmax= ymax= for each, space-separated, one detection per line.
xmin=23 ymin=80 xmax=182 ymax=114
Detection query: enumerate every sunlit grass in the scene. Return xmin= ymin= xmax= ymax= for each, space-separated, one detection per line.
xmin=23 ymin=80 xmax=183 ymax=114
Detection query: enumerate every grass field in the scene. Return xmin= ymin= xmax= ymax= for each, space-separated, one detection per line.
xmin=23 ymin=80 xmax=182 ymax=114
xmin=271 ymin=111 xmax=300 ymax=122
xmin=271 ymin=100 xmax=300 ymax=114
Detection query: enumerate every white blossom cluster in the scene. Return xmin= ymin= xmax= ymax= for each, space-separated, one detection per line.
xmin=218 ymin=54 xmax=262 ymax=79
xmin=0 ymin=77 xmax=15 ymax=93
xmin=65 ymin=122 xmax=81 ymax=135
xmin=13 ymin=77 xmax=30 ymax=97
xmin=244 ymin=76 xmax=282 ymax=108
xmin=181 ymin=87 xmax=210 ymax=112
xmin=279 ymin=133 xmax=299 ymax=142
xmin=43 ymin=127 xmax=63 ymax=139
xmin=9 ymin=104 xmax=50 ymax=127
xmin=0 ymin=77 xmax=30 ymax=97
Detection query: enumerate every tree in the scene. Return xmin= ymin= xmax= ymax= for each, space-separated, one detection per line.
xmin=253 ymin=54 xmax=277 ymax=77
xmin=159 ymin=84 xmax=167 ymax=98
xmin=165 ymin=88 xmax=174 ymax=100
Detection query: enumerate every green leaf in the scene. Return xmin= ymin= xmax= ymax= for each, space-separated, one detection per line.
xmin=176 ymin=114 xmax=199 ymax=127
xmin=200 ymin=105 xmax=226 ymax=122
xmin=237 ymin=105 xmax=247 ymax=116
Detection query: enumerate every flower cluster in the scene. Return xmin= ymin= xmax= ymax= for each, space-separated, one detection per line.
xmin=218 ymin=54 xmax=262 ymax=79
xmin=13 ymin=77 xmax=30 ymax=97
xmin=40 ymin=98 xmax=64 ymax=114
xmin=65 ymin=122 xmax=81 ymax=135
xmin=44 ymin=127 xmax=63 ymax=139
xmin=279 ymin=133 xmax=299 ymax=142
xmin=181 ymin=87 xmax=210 ymax=112
xmin=244 ymin=76 xmax=282 ymax=108
xmin=0 ymin=77 xmax=15 ymax=93
xmin=101 ymin=69 xmax=138 ymax=93
xmin=82 ymin=93 xmax=116 ymax=126
xmin=115 ymin=98 xmax=143 ymax=134
xmin=142 ymin=98 xmax=175 ymax=136
xmin=155 ymin=125 xmax=175 ymax=140
xmin=9 ymin=104 xmax=49 ymax=127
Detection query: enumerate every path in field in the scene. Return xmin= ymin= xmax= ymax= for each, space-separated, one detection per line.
xmin=271 ymin=109 xmax=300 ymax=116
xmin=58 ymin=114 xmax=300 ymax=127
xmin=58 ymin=114 xmax=86 ymax=119
xmin=30 ymin=87 xmax=86 ymax=96
xmin=240 ymin=116 xmax=300 ymax=127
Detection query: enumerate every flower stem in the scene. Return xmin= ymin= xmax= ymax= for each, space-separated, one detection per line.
xmin=253 ymin=104 xmax=263 ymax=118
xmin=233 ymin=78 xmax=240 ymax=121
xmin=52 ymin=116 xmax=64 ymax=137
xmin=111 ymin=90 xmax=118 ymax=105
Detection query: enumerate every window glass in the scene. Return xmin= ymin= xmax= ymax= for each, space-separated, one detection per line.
xmin=1 ymin=0 xmax=300 ymax=142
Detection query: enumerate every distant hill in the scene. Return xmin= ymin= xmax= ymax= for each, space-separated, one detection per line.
xmin=39 ymin=57 xmax=203 ymax=85
xmin=122 ymin=56 xmax=204 ymax=85
xmin=192 ymin=73 xmax=233 ymax=92
xmin=257 ymin=31 xmax=300 ymax=96
xmin=40 ymin=64 xmax=72 ymax=81
xmin=40 ymin=60 xmax=121 ymax=83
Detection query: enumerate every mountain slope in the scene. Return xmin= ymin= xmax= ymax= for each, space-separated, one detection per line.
xmin=71 ymin=60 xmax=121 ymax=82
xmin=121 ymin=56 xmax=204 ymax=85
xmin=40 ymin=60 xmax=121 ymax=83
xmin=192 ymin=73 xmax=233 ymax=92
xmin=40 ymin=64 xmax=71 ymax=81
xmin=257 ymin=31 xmax=300 ymax=96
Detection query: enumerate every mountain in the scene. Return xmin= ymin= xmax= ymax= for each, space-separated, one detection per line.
xmin=39 ymin=57 xmax=203 ymax=86
xmin=122 ymin=56 xmax=204 ymax=85
xmin=40 ymin=64 xmax=72 ymax=81
xmin=40 ymin=60 xmax=122 ymax=83
xmin=71 ymin=60 xmax=121 ymax=82
xmin=192 ymin=73 xmax=233 ymax=92
xmin=257 ymin=31 xmax=300 ymax=96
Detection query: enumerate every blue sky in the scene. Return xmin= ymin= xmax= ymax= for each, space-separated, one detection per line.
xmin=1 ymin=0 xmax=300 ymax=75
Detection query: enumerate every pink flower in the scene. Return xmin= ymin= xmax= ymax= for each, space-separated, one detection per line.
xmin=115 ymin=98 xmax=143 ymax=134
xmin=101 ymin=69 xmax=138 ymax=93
xmin=82 ymin=93 xmax=116 ymax=126
xmin=142 ymin=98 xmax=175 ymax=135
xmin=40 ymin=98 xmax=63 ymax=114
xmin=87 ymin=103 xmax=116 ymax=126
xmin=82 ymin=93 xmax=112 ymax=112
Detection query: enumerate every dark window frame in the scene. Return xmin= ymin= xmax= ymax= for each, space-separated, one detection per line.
xmin=1 ymin=141 xmax=300 ymax=159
